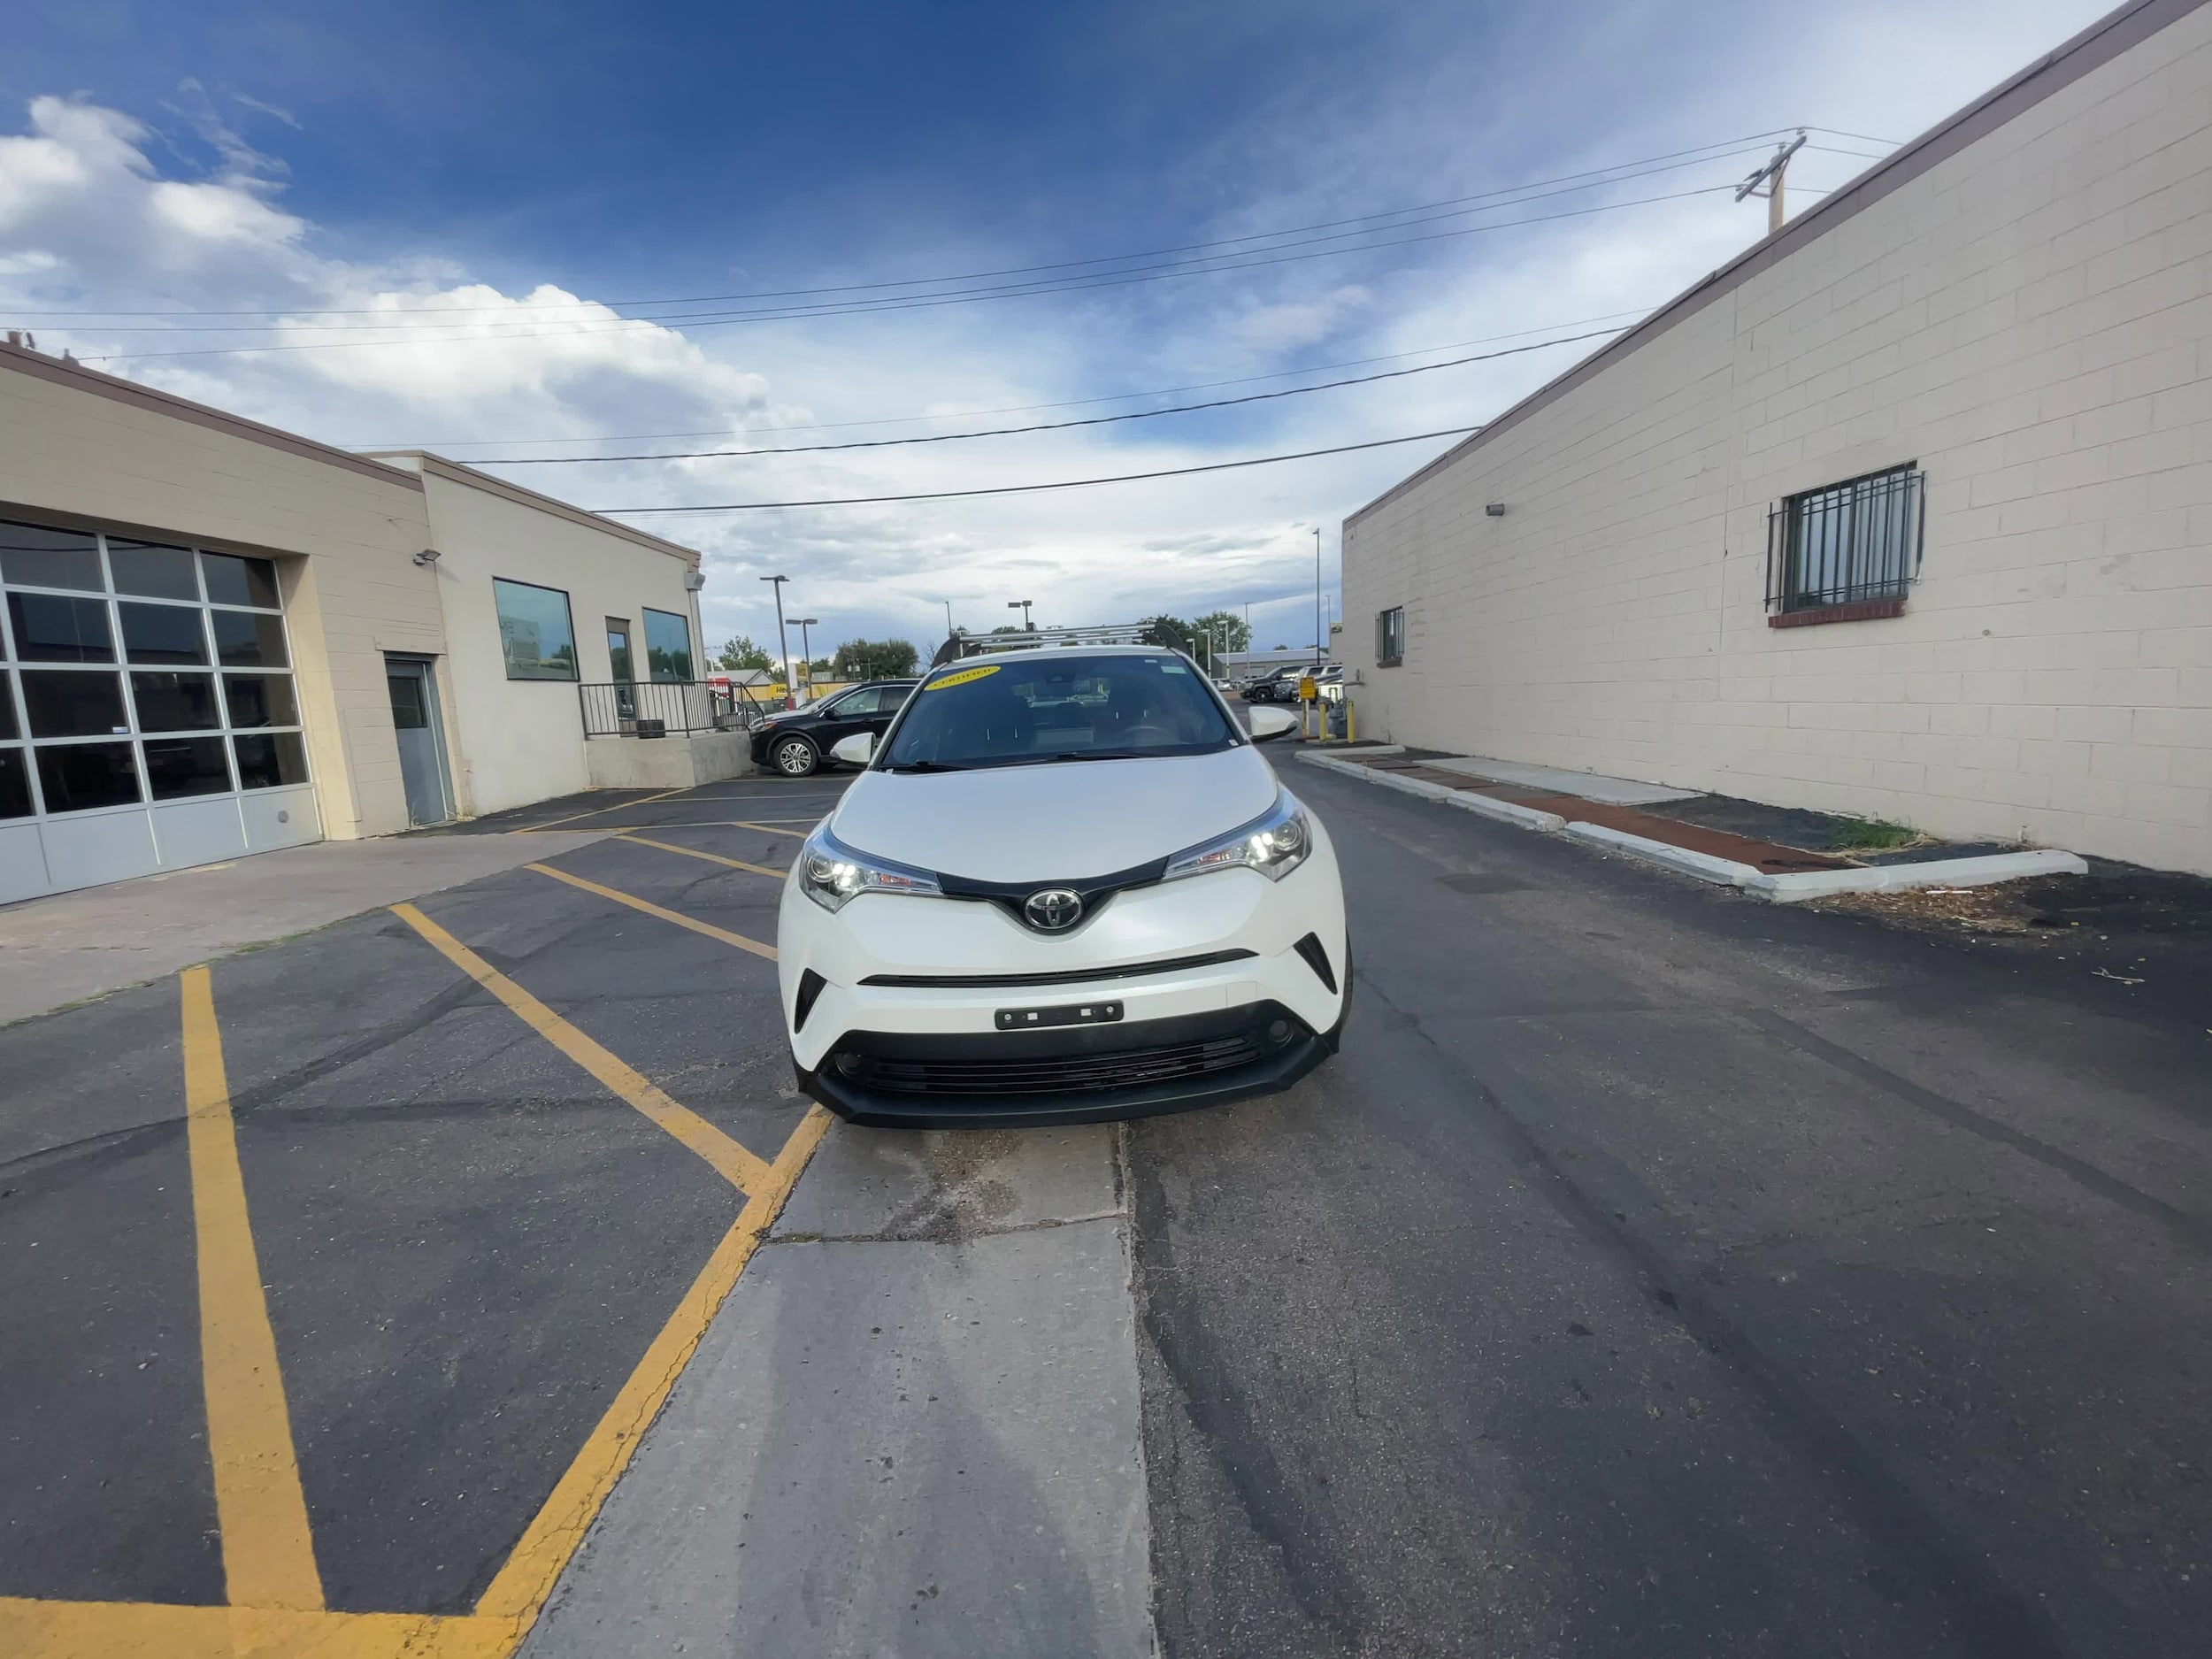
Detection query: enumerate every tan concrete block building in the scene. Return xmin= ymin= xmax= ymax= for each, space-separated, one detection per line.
xmin=0 ymin=344 xmax=711 ymax=902
xmin=1342 ymin=0 xmax=2212 ymax=874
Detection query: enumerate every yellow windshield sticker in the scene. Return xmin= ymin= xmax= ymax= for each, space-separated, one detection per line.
xmin=922 ymin=664 xmax=1002 ymax=691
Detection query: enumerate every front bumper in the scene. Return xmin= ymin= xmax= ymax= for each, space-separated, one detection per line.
xmin=798 ymin=995 xmax=1340 ymax=1127
xmin=777 ymin=818 xmax=1348 ymax=1125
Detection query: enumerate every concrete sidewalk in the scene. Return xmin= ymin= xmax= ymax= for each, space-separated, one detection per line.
xmin=1424 ymin=754 xmax=1701 ymax=806
xmin=521 ymin=1123 xmax=1152 ymax=1658
xmin=0 ymin=828 xmax=607 ymax=1025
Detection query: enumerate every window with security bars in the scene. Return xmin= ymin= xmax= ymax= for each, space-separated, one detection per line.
xmin=0 ymin=518 xmax=308 ymax=821
xmin=1767 ymin=465 xmax=1925 ymax=616
xmin=1376 ymin=606 xmax=1405 ymax=667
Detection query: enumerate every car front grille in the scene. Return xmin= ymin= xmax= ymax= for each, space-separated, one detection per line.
xmin=842 ymin=1033 xmax=1263 ymax=1096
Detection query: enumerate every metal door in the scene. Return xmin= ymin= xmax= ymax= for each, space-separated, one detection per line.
xmin=606 ymin=619 xmax=636 ymax=722
xmin=384 ymin=657 xmax=453 ymax=826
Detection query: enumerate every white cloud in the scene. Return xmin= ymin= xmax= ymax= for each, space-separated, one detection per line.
xmin=0 ymin=0 xmax=2119 ymax=658
xmin=1228 ymin=285 xmax=1371 ymax=354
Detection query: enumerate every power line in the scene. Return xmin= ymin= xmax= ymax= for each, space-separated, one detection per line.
xmin=83 ymin=170 xmax=1746 ymax=351
xmin=593 ymin=426 xmax=1480 ymax=513
xmin=364 ymin=307 xmax=1659 ymax=449
xmin=23 ymin=133 xmax=1804 ymax=325
xmin=465 ymin=326 xmax=1620 ymax=464
xmin=80 ymin=180 xmax=1747 ymax=362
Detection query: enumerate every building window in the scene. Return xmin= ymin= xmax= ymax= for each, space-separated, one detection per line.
xmin=1376 ymin=606 xmax=1405 ymax=668
xmin=494 ymin=578 xmax=579 ymax=680
xmin=1768 ymin=465 xmax=1924 ymax=622
xmin=0 ymin=519 xmax=311 ymax=818
xmin=642 ymin=606 xmax=694 ymax=681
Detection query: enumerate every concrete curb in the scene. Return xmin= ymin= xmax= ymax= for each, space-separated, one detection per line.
xmin=1565 ymin=823 xmax=2088 ymax=902
xmin=1299 ymin=750 xmax=2088 ymax=903
xmin=1296 ymin=751 xmax=1566 ymax=831
xmin=1744 ymin=849 xmax=2090 ymax=902
xmin=1298 ymin=743 xmax=1406 ymax=757
xmin=1563 ymin=822 xmax=1760 ymax=886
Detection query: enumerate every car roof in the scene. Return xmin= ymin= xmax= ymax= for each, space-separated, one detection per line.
xmin=933 ymin=643 xmax=1188 ymax=669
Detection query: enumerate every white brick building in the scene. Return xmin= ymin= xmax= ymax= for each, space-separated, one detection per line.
xmin=0 ymin=345 xmax=713 ymax=902
xmin=1343 ymin=0 xmax=2212 ymax=875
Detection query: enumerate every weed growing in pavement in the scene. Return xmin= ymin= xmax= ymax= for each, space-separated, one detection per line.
xmin=1826 ymin=817 xmax=1919 ymax=852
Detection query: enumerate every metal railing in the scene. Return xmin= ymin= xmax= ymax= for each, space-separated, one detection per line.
xmin=578 ymin=680 xmax=770 ymax=738
xmin=1767 ymin=465 xmax=1925 ymax=613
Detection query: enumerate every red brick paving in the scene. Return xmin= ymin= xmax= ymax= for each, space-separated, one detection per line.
xmin=1340 ymin=757 xmax=1849 ymax=873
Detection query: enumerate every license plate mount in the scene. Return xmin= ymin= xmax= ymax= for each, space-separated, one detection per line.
xmin=995 ymin=1000 xmax=1125 ymax=1031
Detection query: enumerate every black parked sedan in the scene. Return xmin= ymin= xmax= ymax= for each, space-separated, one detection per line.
xmin=750 ymin=680 xmax=918 ymax=777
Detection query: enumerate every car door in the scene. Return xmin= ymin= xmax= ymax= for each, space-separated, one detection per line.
xmin=861 ymin=683 xmax=913 ymax=744
xmin=810 ymin=687 xmax=879 ymax=752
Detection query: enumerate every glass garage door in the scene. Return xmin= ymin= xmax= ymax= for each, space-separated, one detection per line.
xmin=0 ymin=518 xmax=321 ymax=903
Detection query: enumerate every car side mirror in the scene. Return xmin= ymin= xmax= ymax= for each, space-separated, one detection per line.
xmin=831 ymin=732 xmax=876 ymax=764
xmin=1247 ymin=705 xmax=1300 ymax=742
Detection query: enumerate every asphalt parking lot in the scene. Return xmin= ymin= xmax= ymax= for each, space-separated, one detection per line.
xmin=5 ymin=750 xmax=2210 ymax=1658
xmin=0 ymin=774 xmax=851 ymax=1655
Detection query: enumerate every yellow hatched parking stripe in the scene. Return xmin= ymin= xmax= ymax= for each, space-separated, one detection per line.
xmin=180 ymin=966 xmax=325 ymax=1614
xmin=390 ymin=902 xmax=772 ymax=1193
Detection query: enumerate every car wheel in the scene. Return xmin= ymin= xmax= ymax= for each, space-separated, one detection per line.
xmin=773 ymin=735 xmax=820 ymax=777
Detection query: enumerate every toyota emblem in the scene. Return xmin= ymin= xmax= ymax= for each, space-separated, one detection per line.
xmin=1023 ymin=887 xmax=1085 ymax=932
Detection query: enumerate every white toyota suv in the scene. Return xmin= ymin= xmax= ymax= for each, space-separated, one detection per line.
xmin=777 ymin=646 xmax=1349 ymax=1126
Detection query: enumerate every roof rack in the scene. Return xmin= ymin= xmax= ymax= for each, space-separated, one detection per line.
xmin=930 ymin=621 xmax=1156 ymax=665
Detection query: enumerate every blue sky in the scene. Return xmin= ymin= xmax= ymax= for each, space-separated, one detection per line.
xmin=3 ymin=0 xmax=2115 ymax=659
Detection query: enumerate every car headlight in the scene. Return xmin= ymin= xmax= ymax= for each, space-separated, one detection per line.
xmin=797 ymin=823 xmax=943 ymax=912
xmin=1164 ymin=789 xmax=1312 ymax=884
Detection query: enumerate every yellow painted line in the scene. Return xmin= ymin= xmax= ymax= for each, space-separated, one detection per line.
xmin=614 ymin=832 xmax=787 ymax=878
xmin=390 ymin=902 xmax=772 ymax=1193
xmin=0 ymin=1596 xmax=512 ymax=1658
xmin=523 ymin=863 xmax=779 ymax=960
xmin=475 ymin=1106 xmax=835 ymax=1626
xmin=180 ymin=967 xmax=325 ymax=1613
xmin=727 ymin=819 xmax=814 ymax=836
xmin=513 ymin=786 xmax=687 ymax=833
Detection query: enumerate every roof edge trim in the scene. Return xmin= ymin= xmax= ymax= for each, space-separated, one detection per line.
xmin=0 ymin=341 xmax=424 ymax=491
xmin=361 ymin=451 xmax=703 ymax=565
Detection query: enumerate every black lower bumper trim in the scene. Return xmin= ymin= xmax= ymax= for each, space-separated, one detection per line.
xmin=798 ymin=996 xmax=1343 ymax=1128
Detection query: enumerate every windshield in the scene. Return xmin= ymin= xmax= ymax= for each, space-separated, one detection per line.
xmin=878 ymin=653 xmax=1238 ymax=771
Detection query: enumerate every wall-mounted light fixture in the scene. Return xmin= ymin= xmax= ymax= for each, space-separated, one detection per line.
xmin=684 ymin=570 xmax=707 ymax=591
xmin=1485 ymin=503 xmax=1508 ymax=518
xmin=412 ymin=547 xmax=442 ymax=566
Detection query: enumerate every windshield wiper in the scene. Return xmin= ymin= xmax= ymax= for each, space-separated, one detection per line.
xmin=1009 ymin=749 xmax=1152 ymax=765
xmin=880 ymin=759 xmax=971 ymax=773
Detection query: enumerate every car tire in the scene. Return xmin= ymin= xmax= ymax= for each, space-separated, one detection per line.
xmin=772 ymin=735 xmax=820 ymax=777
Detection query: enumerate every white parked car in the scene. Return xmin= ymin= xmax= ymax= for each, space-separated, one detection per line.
xmin=777 ymin=647 xmax=1349 ymax=1125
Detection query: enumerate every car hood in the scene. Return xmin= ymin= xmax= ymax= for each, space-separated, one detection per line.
xmin=830 ymin=747 xmax=1281 ymax=883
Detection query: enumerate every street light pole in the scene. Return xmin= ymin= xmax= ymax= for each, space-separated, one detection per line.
xmin=943 ymin=599 xmax=955 ymax=636
xmin=1008 ymin=599 xmax=1034 ymax=631
xmin=794 ymin=618 xmax=818 ymax=697
xmin=759 ymin=574 xmax=793 ymax=709
xmin=1314 ymin=526 xmax=1324 ymax=669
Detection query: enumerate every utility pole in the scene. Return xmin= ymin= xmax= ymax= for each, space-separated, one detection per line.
xmin=794 ymin=617 xmax=818 ymax=695
xmin=1009 ymin=599 xmax=1034 ymax=631
xmin=759 ymin=574 xmax=793 ymax=709
xmin=1313 ymin=527 xmax=1325 ymax=669
xmin=1736 ymin=131 xmax=1807 ymax=235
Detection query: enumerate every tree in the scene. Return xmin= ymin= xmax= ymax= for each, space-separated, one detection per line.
xmin=714 ymin=634 xmax=772 ymax=672
xmin=1139 ymin=615 xmax=1192 ymax=652
xmin=1189 ymin=611 xmax=1251 ymax=654
xmin=832 ymin=638 xmax=921 ymax=680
